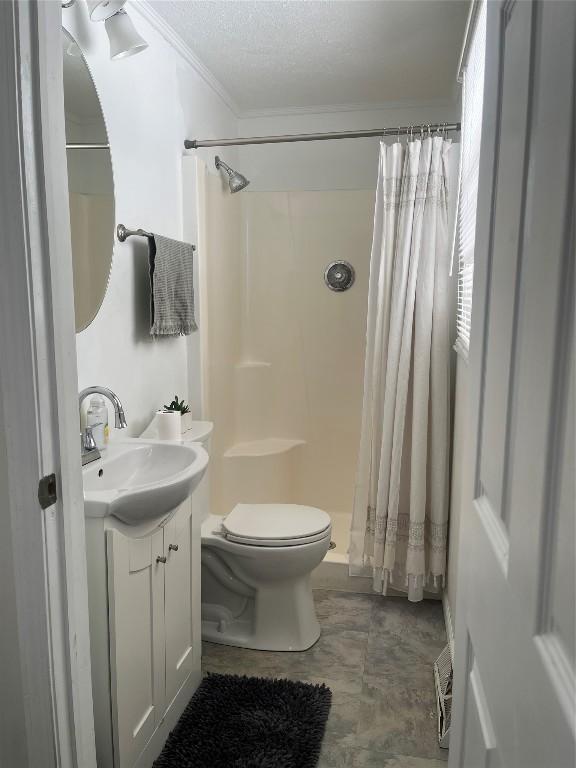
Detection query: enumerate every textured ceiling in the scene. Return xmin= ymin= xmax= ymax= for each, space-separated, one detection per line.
xmin=146 ymin=0 xmax=469 ymax=114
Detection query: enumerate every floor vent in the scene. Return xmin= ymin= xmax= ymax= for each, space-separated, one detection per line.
xmin=434 ymin=643 xmax=453 ymax=749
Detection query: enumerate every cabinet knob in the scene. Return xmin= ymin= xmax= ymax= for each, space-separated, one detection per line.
xmin=156 ymin=555 xmax=167 ymax=564
xmin=168 ymin=544 xmax=179 ymax=552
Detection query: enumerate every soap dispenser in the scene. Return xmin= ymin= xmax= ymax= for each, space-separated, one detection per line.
xmin=86 ymin=394 xmax=109 ymax=450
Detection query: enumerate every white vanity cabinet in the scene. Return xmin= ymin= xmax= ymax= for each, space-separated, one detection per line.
xmin=86 ymin=499 xmax=202 ymax=768
xmin=106 ymin=527 xmax=164 ymax=766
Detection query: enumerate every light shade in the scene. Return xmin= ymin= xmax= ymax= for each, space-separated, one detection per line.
xmin=86 ymin=0 xmax=126 ymax=22
xmin=104 ymin=9 xmax=148 ymax=60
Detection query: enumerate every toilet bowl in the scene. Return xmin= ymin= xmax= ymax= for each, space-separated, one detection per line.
xmin=201 ymin=504 xmax=331 ymax=651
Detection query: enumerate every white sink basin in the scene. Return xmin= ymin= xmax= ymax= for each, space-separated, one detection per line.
xmin=83 ymin=438 xmax=209 ymax=524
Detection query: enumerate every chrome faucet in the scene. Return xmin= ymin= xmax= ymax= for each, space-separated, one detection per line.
xmin=79 ymin=386 xmax=127 ymax=466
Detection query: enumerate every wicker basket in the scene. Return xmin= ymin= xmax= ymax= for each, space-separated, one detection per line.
xmin=434 ymin=644 xmax=453 ymax=749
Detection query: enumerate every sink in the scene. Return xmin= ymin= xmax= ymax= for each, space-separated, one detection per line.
xmin=83 ymin=438 xmax=209 ymax=523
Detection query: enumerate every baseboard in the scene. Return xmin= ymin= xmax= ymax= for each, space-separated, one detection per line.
xmin=442 ymin=591 xmax=455 ymax=663
xmin=312 ymin=558 xmax=374 ymax=593
xmin=313 ymin=559 xmax=443 ymax=601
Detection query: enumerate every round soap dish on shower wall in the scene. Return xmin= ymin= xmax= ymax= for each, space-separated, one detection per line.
xmin=324 ymin=261 xmax=355 ymax=292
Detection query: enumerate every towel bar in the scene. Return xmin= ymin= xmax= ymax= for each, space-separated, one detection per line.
xmin=116 ymin=224 xmax=196 ymax=251
xmin=117 ymin=224 xmax=153 ymax=241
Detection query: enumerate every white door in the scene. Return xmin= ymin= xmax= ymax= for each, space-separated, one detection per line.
xmin=107 ymin=529 xmax=166 ymax=767
xmin=450 ymin=2 xmax=575 ymax=767
xmin=0 ymin=2 xmax=96 ymax=765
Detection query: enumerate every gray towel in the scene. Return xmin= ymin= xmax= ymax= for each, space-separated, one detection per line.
xmin=148 ymin=234 xmax=197 ymax=336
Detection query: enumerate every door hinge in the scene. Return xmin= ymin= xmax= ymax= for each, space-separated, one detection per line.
xmin=38 ymin=473 xmax=57 ymax=509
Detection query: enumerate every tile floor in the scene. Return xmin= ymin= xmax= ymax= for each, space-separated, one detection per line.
xmin=202 ymin=589 xmax=449 ymax=768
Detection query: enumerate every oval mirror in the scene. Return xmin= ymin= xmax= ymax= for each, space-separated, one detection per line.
xmin=63 ymin=29 xmax=115 ymax=332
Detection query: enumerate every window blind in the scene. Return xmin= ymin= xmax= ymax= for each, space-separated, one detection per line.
xmin=456 ymin=0 xmax=486 ymax=355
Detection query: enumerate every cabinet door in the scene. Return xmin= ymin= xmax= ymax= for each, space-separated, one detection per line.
xmin=164 ymin=503 xmax=194 ymax=705
xmin=107 ymin=529 xmax=165 ymax=768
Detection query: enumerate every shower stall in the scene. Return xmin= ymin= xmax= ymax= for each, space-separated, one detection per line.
xmin=188 ymin=150 xmax=375 ymax=563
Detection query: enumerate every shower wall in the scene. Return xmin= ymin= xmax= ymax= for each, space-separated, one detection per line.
xmin=198 ymin=161 xmax=374 ymax=553
xmin=196 ymin=164 xmax=244 ymax=519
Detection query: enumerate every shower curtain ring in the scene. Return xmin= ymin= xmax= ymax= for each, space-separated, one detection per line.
xmin=427 ymin=123 xmax=432 ymax=137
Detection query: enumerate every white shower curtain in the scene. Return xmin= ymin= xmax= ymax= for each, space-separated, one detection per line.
xmin=349 ymin=136 xmax=452 ymax=602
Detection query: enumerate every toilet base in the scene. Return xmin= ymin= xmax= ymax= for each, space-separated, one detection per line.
xmin=201 ymin=577 xmax=321 ymax=652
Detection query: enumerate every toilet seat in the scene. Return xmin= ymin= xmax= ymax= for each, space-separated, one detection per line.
xmin=222 ymin=503 xmax=331 ymax=548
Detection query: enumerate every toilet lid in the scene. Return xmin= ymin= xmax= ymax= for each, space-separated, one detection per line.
xmin=222 ymin=503 xmax=331 ymax=543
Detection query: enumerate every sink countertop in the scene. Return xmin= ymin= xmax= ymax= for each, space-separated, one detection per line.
xmin=82 ymin=437 xmax=209 ymax=525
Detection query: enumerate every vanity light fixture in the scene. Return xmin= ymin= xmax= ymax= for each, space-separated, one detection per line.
xmin=86 ymin=0 xmax=126 ymax=21
xmin=61 ymin=0 xmax=149 ymax=60
xmin=104 ymin=8 xmax=149 ymax=59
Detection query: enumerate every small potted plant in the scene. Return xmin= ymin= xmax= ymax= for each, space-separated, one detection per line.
xmin=163 ymin=395 xmax=193 ymax=434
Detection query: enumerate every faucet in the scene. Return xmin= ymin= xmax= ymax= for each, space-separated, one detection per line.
xmin=79 ymin=386 xmax=127 ymax=466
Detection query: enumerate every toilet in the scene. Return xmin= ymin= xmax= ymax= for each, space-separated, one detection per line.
xmin=201 ymin=503 xmax=332 ymax=651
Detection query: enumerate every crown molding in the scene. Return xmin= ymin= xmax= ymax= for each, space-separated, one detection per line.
xmin=238 ymin=97 xmax=459 ymax=121
xmin=129 ymin=0 xmax=240 ymax=117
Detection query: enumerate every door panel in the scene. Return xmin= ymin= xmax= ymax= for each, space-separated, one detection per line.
xmin=107 ymin=529 xmax=165 ymax=767
xmin=461 ymin=650 xmax=498 ymax=768
xmin=451 ymin=1 xmax=575 ymax=766
xmin=164 ymin=503 xmax=194 ymax=706
xmin=549 ymin=364 xmax=575 ymax=668
xmin=479 ymin=0 xmax=533 ymax=530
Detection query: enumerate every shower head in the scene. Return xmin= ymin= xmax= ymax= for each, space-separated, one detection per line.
xmin=215 ymin=156 xmax=250 ymax=193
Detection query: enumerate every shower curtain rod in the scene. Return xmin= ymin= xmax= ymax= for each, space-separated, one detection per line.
xmin=184 ymin=122 xmax=460 ymax=149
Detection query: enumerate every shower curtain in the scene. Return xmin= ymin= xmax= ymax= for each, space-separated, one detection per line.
xmin=349 ymin=136 xmax=452 ymax=602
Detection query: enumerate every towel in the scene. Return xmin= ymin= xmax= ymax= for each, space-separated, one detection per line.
xmin=148 ymin=234 xmax=197 ymax=336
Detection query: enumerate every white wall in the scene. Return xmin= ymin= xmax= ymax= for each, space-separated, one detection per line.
xmin=63 ymin=1 xmax=237 ymax=435
xmin=238 ymin=103 xmax=460 ymax=191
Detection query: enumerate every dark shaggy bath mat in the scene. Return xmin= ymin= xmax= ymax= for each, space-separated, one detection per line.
xmin=153 ymin=672 xmax=332 ymax=768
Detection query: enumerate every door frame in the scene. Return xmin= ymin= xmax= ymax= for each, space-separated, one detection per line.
xmin=0 ymin=2 xmax=96 ymax=766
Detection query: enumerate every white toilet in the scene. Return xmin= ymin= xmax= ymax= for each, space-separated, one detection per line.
xmin=201 ymin=503 xmax=332 ymax=651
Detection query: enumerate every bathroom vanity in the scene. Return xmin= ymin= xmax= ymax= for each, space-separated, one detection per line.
xmin=85 ymin=503 xmax=199 ymax=768
xmin=83 ymin=439 xmax=208 ymax=768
